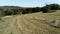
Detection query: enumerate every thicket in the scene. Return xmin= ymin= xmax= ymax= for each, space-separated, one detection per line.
xmin=0 ymin=4 xmax=60 ymax=16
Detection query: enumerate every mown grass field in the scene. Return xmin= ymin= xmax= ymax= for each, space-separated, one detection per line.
xmin=0 ymin=10 xmax=60 ymax=34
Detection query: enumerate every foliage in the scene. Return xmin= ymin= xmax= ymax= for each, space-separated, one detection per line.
xmin=41 ymin=4 xmax=60 ymax=13
xmin=0 ymin=4 xmax=60 ymax=16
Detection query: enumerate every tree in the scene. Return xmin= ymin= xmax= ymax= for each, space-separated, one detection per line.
xmin=41 ymin=5 xmax=51 ymax=13
xmin=50 ymin=4 xmax=60 ymax=10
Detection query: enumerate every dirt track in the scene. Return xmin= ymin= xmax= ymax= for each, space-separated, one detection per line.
xmin=0 ymin=15 xmax=60 ymax=34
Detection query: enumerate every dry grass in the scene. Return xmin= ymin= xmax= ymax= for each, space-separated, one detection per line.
xmin=0 ymin=10 xmax=60 ymax=34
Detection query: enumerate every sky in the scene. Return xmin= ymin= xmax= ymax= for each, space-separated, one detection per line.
xmin=0 ymin=0 xmax=60 ymax=7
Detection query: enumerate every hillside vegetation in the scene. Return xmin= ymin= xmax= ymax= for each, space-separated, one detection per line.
xmin=0 ymin=10 xmax=60 ymax=34
xmin=0 ymin=4 xmax=60 ymax=16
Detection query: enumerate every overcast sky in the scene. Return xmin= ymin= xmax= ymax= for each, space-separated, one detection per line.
xmin=0 ymin=0 xmax=60 ymax=7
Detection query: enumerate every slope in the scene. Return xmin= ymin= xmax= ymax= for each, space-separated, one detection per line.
xmin=0 ymin=10 xmax=60 ymax=34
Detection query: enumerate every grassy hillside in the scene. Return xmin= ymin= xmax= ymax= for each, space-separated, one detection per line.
xmin=0 ymin=10 xmax=60 ymax=34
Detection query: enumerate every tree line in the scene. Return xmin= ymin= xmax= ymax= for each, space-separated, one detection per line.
xmin=0 ymin=4 xmax=60 ymax=16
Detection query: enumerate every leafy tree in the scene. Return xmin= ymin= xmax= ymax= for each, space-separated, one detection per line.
xmin=50 ymin=4 xmax=60 ymax=10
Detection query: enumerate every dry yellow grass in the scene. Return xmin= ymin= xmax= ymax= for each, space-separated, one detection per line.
xmin=0 ymin=10 xmax=60 ymax=34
